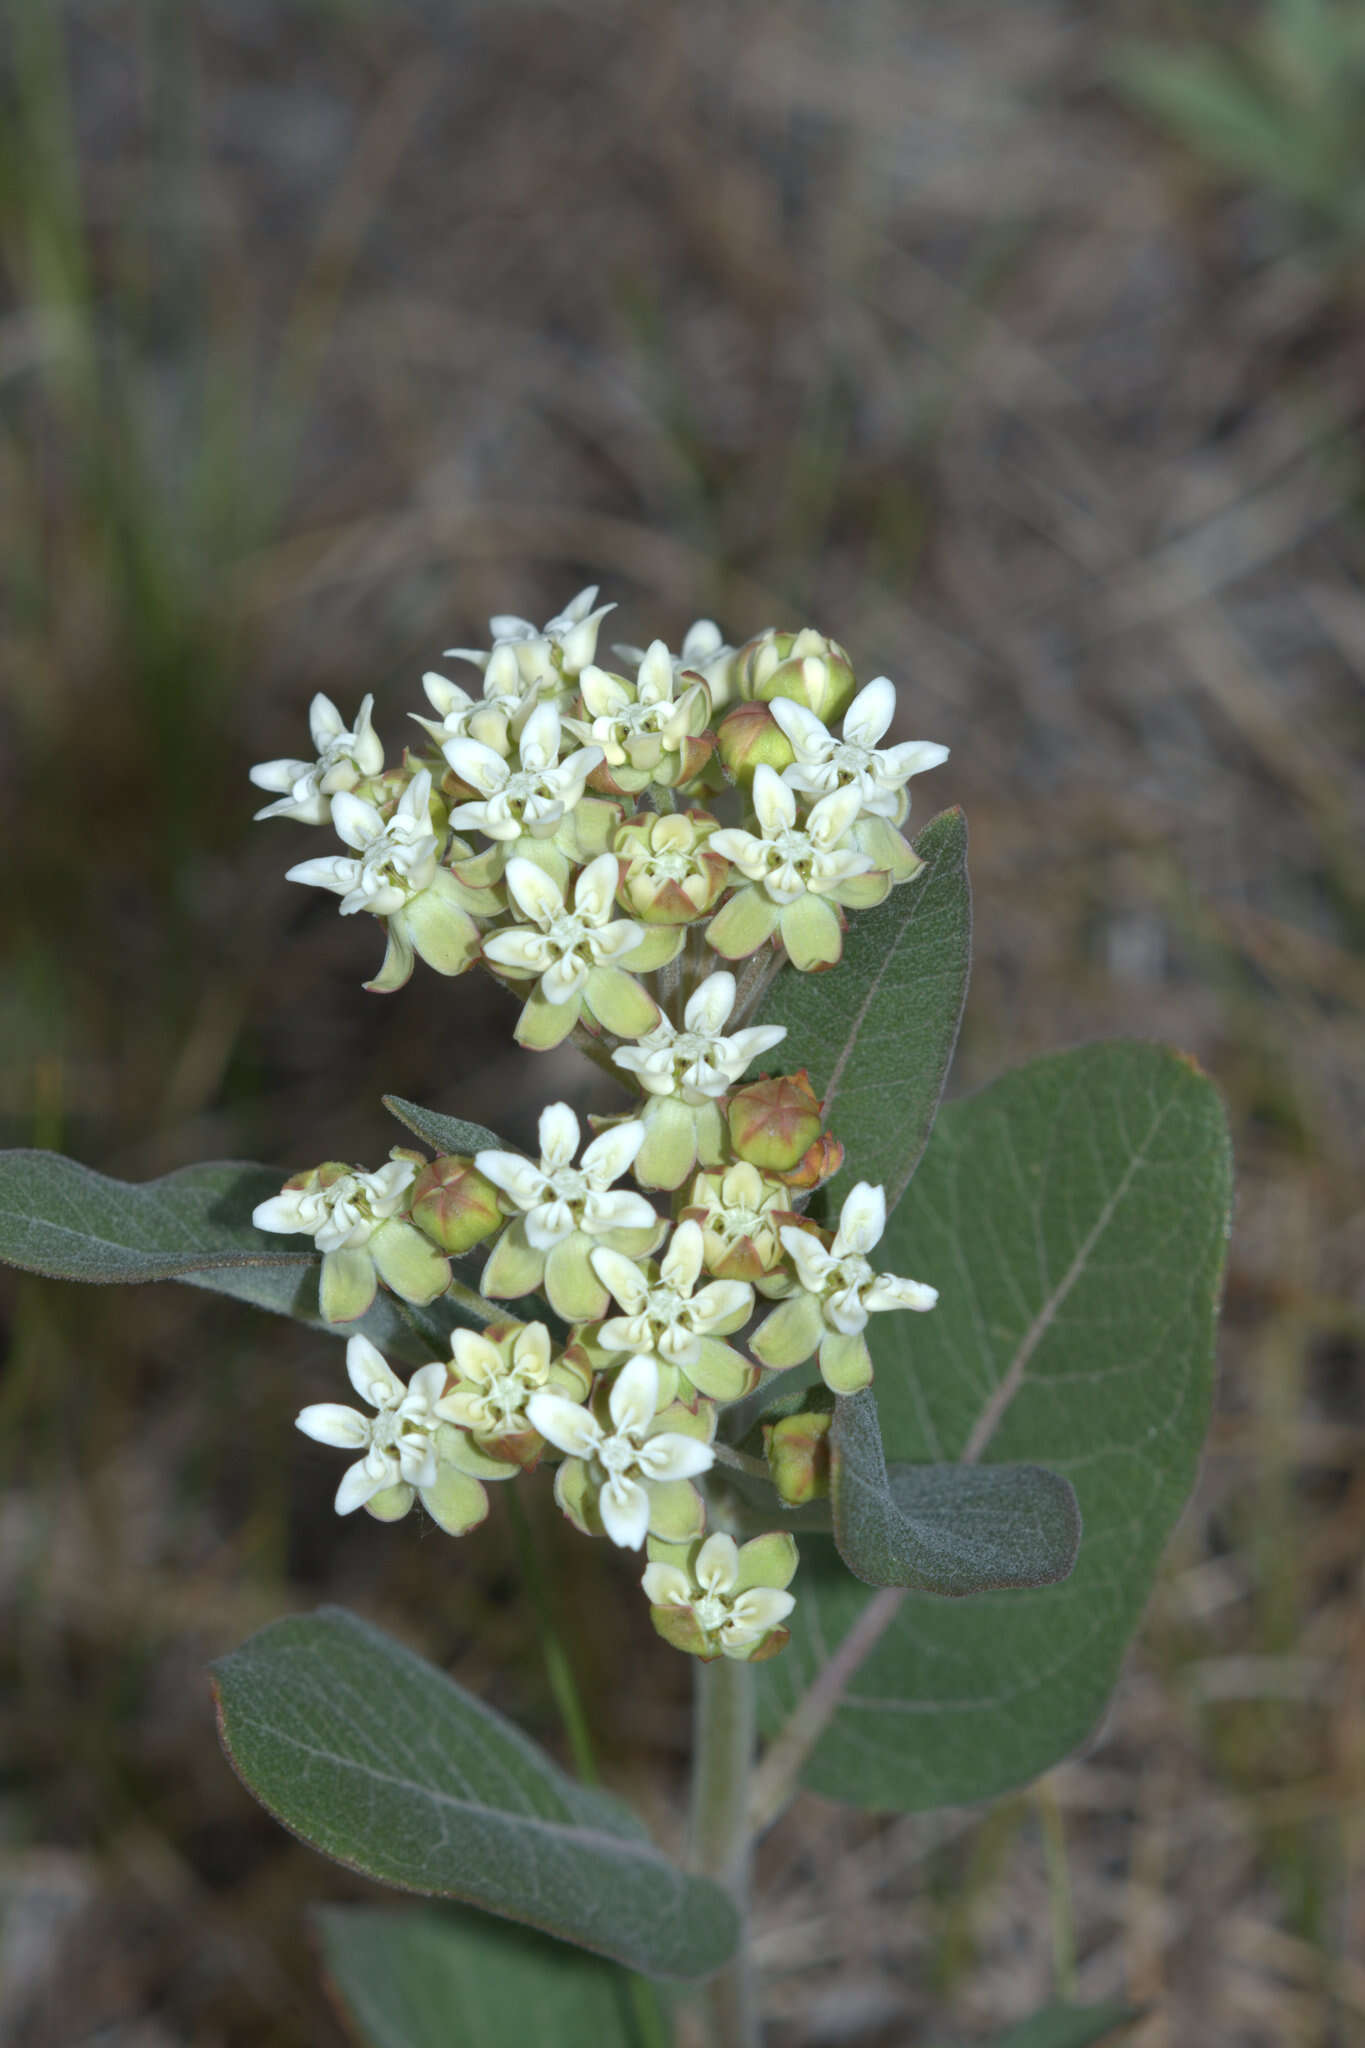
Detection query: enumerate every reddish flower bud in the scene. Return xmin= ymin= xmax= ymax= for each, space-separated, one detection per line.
xmin=409 ymin=1155 xmax=503 ymax=1254
xmin=727 ymin=1071 xmax=823 ymax=1172
xmin=716 ymin=701 xmax=796 ymax=788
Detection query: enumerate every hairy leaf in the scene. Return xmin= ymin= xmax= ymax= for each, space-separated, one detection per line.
xmin=314 ymin=1906 xmax=638 ymax=2048
xmin=830 ymin=1389 xmax=1080 ymax=1595
xmin=755 ymin=807 xmax=970 ymax=1209
xmin=213 ymin=1608 xmax=738 ymax=1979
xmin=760 ymin=1042 xmax=1232 ymax=1810
xmin=384 ymin=1096 xmax=506 ymax=1158
xmin=0 ymin=1152 xmax=306 ymax=1284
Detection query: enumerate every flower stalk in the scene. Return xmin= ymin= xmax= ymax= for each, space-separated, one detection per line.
xmin=689 ymin=1653 xmax=761 ymax=2048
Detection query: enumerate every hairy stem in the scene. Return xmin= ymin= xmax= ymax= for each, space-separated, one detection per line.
xmin=689 ymin=1655 xmax=761 ymax=2046
xmin=570 ymin=1021 xmax=626 ymax=1083
xmin=730 ymin=947 xmax=783 ymax=1028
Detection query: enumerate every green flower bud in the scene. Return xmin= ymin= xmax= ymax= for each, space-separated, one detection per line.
xmin=764 ymin=1409 xmax=832 ymax=1505
xmin=727 ymin=1071 xmax=823 ymax=1172
xmin=715 ymin=702 xmax=796 ymax=788
xmin=409 ymin=1155 xmax=504 ymax=1254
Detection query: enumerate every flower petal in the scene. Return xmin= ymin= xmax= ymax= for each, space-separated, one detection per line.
xmin=599 ymin=1476 xmax=651 ymax=1550
xmin=637 ymin=1431 xmax=715 ymax=1482
xmin=538 ymin=1101 xmax=581 ymax=1168
xmin=842 ymin=676 xmax=896 ymax=748
xmin=608 ymin=1353 xmax=661 ymax=1432
xmin=295 ymin=1403 xmax=370 ymax=1449
xmin=580 ymin=1118 xmax=645 ymax=1187
xmin=695 ymin=1531 xmax=740 ymax=1593
xmin=526 ymin=1390 xmax=600 ymax=1458
xmin=345 ymin=1334 xmax=405 ymax=1409
xmin=833 ymin=1181 xmax=886 ymax=1258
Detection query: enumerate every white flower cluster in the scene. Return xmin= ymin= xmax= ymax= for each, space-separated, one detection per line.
xmin=251 ymin=590 xmax=949 ymax=1661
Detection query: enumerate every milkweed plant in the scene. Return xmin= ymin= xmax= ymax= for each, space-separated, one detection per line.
xmin=0 ymin=588 xmax=1233 ymax=2047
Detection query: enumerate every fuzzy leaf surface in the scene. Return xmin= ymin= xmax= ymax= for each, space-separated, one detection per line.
xmin=383 ymin=1096 xmax=507 ymax=1158
xmin=314 ymin=1905 xmax=637 ymax=2048
xmin=213 ymin=1608 xmax=738 ymax=1979
xmin=830 ymin=1389 xmax=1081 ymax=1594
xmin=755 ymin=807 xmax=970 ymax=1208
xmin=760 ymin=1042 xmax=1232 ymax=1810
xmin=0 ymin=1152 xmax=307 ymax=1284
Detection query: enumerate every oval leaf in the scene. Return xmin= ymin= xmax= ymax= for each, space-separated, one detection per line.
xmin=830 ymin=1389 xmax=1081 ymax=1595
xmin=212 ymin=1607 xmax=738 ymax=1980
xmin=0 ymin=1151 xmax=307 ymax=1284
xmin=313 ymin=1906 xmax=640 ymax=2048
xmin=755 ymin=807 xmax=970 ymax=1208
xmin=760 ymin=1042 xmax=1232 ymax=1810
xmin=383 ymin=1096 xmax=507 ymax=1158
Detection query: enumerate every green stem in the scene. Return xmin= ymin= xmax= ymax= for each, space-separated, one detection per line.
xmin=503 ymin=1492 xmax=671 ymax=2048
xmin=689 ymin=1656 xmax=761 ymax=2046
xmin=503 ymin=1486 xmax=599 ymax=1786
xmin=570 ymin=1021 xmax=627 ymax=1084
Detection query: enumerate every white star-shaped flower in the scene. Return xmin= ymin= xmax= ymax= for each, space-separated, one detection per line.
xmin=285 ymin=770 xmax=440 ymax=917
xmin=591 ymin=1220 xmax=753 ymax=1369
xmin=253 ymin=1157 xmax=415 ymax=1252
xmin=476 ymin=1103 xmax=656 ymax=1249
xmin=482 ymin=854 xmax=645 ymax=1005
xmin=410 ymin=643 xmax=540 ymax=759
xmin=612 ymin=970 xmax=787 ymax=1103
xmin=443 ymin=702 xmax=601 ymax=845
xmin=709 ymin=766 xmax=874 ymax=906
xmin=295 ymin=1335 xmax=447 ymax=1514
xmin=445 ymin=585 xmax=615 ymax=685
xmin=771 ymin=678 xmax=948 ymax=818
xmin=528 ymin=1354 xmax=714 ymax=1549
xmin=781 ymin=1181 xmax=937 ymax=1335
xmin=643 ymin=1532 xmax=795 ymax=1652
xmin=250 ymin=693 xmax=384 ymax=824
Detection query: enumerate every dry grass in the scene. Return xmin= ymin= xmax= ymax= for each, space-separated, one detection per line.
xmin=1 ymin=3 xmax=1363 ymax=2043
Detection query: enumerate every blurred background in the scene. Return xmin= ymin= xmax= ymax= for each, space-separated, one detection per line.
xmin=2 ymin=2 xmax=1364 ymax=2042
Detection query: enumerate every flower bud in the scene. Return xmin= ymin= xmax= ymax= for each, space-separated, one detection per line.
xmin=409 ymin=1155 xmax=503 ymax=1253
xmin=727 ymin=1071 xmax=823 ymax=1172
xmin=715 ymin=702 xmax=795 ymax=788
xmin=737 ymin=628 xmax=857 ymax=725
xmin=764 ymin=1409 xmax=832 ymax=1505
xmin=776 ymin=1131 xmax=845 ymax=1191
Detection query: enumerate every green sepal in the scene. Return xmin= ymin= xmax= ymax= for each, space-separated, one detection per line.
xmin=364 ymin=920 xmax=415 ymax=994
xmin=684 ymin=1336 xmax=759 ymax=1403
xmin=364 ymin=1481 xmax=415 ymax=1522
xmin=734 ymin=1530 xmax=799 ymax=1592
xmin=817 ymin=1328 xmax=874 ymax=1393
xmin=371 ymin=1218 xmax=451 ymax=1306
xmin=634 ymin=1096 xmax=703 ymax=1191
xmin=401 ymin=873 xmax=482 ymax=976
xmin=626 ymin=925 xmax=687 ymax=974
xmin=319 ymin=1246 xmax=379 ymax=1324
xmin=829 ymin=866 xmax=892 ymax=912
xmin=778 ymin=892 xmax=843 ymax=972
xmin=515 ymin=986 xmax=581 ymax=1050
xmin=705 ymin=885 xmax=780 ymax=961
xmin=543 ymin=1233 xmax=610 ymax=1323
xmin=584 ymin=966 xmax=659 ymax=1040
xmin=751 ymin=1290 xmax=823 ymax=1369
xmin=421 ymin=1464 xmax=491 ymax=1537
xmin=647 ymin=1478 xmax=706 ymax=1542
xmin=480 ymin=1221 xmax=546 ymax=1302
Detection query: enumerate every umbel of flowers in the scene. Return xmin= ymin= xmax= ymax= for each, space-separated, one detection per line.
xmin=251 ymin=592 xmax=947 ymax=1661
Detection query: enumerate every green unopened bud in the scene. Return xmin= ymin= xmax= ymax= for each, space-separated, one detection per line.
xmin=715 ymin=702 xmax=796 ymax=788
xmin=764 ymin=1409 xmax=833 ymax=1505
xmin=409 ymin=1155 xmax=503 ymax=1253
xmin=737 ymin=628 xmax=856 ymax=724
xmin=613 ymin=809 xmax=730 ymax=924
xmin=728 ymin=1071 xmax=823 ymax=1171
